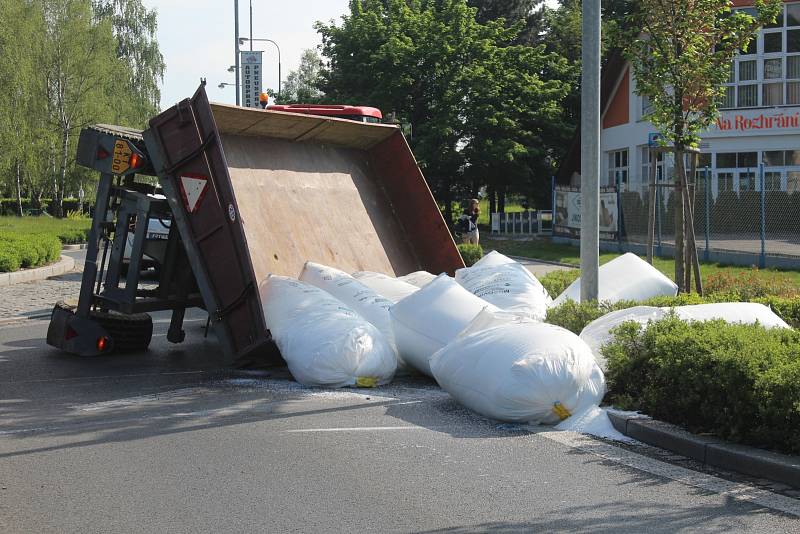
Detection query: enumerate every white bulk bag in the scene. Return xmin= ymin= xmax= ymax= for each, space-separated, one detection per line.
xmin=579 ymin=306 xmax=666 ymax=370
xmin=398 ymin=271 xmax=438 ymax=288
xmin=259 ymin=276 xmax=396 ymax=388
xmin=389 ymin=274 xmax=500 ymax=376
xmin=580 ymin=302 xmax=790 ymax=370
xmin=300 ymin=262 xmax=396 ymax=347
xmin=455 ymin=261 xmax=552 ymax=321
xmin=430 ymin=310 xmax=606 ymax=423
xmin=351 ymin=271 xmax=419 ymax=303
xmin=673 ymin=302 xmax=790 ymax=329
xmin=471 ymin=250 xmax=516 ymax=269
xmin=553 ymin=253 xmax=678 ymax=306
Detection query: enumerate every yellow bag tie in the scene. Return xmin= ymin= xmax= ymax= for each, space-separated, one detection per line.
xmin=355 ymin=376 xmax=378 ymax=388
xmin=552 ymin=402 xmax=572 ymax=421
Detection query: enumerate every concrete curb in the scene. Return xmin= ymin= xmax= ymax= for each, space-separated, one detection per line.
xmin=608 ymin=412 xmax=800 ymax=488
xmin=0 ymin=255 xmax=75 ymax=287
xmin=61 ymin=243 xmax=87 ymax=251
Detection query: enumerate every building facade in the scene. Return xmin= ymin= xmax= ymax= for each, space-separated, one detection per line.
xmin=583 ymin=1 xmax=800 ymax=199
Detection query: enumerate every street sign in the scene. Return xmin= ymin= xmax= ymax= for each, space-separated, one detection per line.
xmin=240 ymin=50 xmax=263 ymax=108
xmin=179 ymin=174 xmax=209 ymax=214
xmin=648 ymin=132 xmax=664 ymax=147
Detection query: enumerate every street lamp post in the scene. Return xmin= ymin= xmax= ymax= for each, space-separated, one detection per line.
xmin=234 ymin=0 xmax=240 ymax=105
xmin=239 ymin=37 xmax=281 ymax=99
xmin=580 ymin=0 xmax=601 ymax=302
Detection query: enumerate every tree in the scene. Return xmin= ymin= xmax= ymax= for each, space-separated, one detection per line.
xmin=276 ymin=49 xmax=324 ymax=104
xmin=43 ymin=0 xmax=119 ymax=217
xmin=540 ymin=0 xmax=634 ymax=127
xmin=467 ymin=0 xmax=544 ymax=44
xmin=94 ymin=0 xmax=165 ymax=124
xmin=317 ymin=0 xmax=571 ymax=220
xmin=625 ymin=0 xmax=780 ymax=292
xmin=0 ymin=0 xmax=53 ymax=214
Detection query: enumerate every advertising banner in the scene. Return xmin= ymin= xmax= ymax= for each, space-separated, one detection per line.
xmin=553 ymin=186 xmax=619 ymax=240
xmin=240 ymin=51 xmax=263 ymax=108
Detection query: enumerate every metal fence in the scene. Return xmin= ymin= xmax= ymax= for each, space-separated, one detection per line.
xmin=490 ymin=210 xmax=553 ymax=236
xmin=553 ymin=166 xmax=800 ymax=269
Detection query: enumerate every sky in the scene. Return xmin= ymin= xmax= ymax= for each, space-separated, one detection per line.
xmin=143 ymin=0 xmax=560 ymax=110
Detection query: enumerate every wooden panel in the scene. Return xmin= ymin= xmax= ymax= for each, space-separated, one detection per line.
xmin=603 ymin=67 xmax=630 ymax=130
xmin=221 ymin=134 xmax=420 ymax=282
xmin=369 ymin=132 xmax=464 ymax=276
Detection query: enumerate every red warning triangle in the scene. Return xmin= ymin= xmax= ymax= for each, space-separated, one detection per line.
xmin=179 ymin=174 xmax=209 ymax=213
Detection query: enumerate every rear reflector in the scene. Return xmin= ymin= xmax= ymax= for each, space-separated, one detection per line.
xmin=97 ymin=336 xmax=109 ymax=352
xmin=65 ymin=326 xmax=78 ymax=340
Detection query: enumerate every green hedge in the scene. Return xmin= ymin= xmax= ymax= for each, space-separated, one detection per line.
xmin=0 ymin=198 xmax=94 ymax=216
xmin=0 ymin=233 xmax=61 ymax=272
xmin=604 ymin=317 xmax=800 ymax=455
xmin=458 ymin=244 xmax=483 ymax=267
xmin=544 ymin=292 xmax=800 ymax=334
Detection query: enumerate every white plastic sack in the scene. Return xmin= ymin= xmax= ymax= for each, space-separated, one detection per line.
xmin=300 ymin=262 xmax=396 ymax=347
xmin=673 ymin=302 xmax=790 ymax=328
xmin=471 ymin=250 xmax=516 ymax=269
xmin=455 ymin=261 xmax=552 ymax=321
xmin=259 ymin=275 xmax=396 ymax=388
xmin=389 ymin=274 xmax=500 ymax=376
xmin=553 ymin=253 xmax=678 ymax=306
xmin=398 ymin=271 xmax=438 ymax=288
xmin=351 ymin=271 xmax=419 ymax=303
xmin=579 ymin=306 xmax=666 ymax=369
xmin=430 ymin=310 xmax=606 ymax=424
xmin=580 ymin=302 xmax=791 ymax=370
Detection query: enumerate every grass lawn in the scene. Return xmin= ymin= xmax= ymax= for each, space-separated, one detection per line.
xmin=0 ymin=215 xmax=91 ymax=244
xmin=482 ymin=236 xmax=800 ymax=291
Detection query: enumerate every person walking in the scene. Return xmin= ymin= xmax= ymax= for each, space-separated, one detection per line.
xmin=458 ymin=198 xmax=481 ymax=245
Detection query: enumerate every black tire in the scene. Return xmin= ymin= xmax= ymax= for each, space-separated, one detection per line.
xmin=91 ymin=309 xmax=153 ymax=352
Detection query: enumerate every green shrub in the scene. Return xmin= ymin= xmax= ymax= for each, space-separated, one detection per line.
xmin=458 ymin=244 xmax=483 ymax=267
xmin=604 ymin=317 xmax=800 ymax=454
xmin=0 ymin=242 xmax=21 ymax=272
xmin=545 ymin=300 xmax=612 ymax=334
xmin=753 ymin=296 xmax=800 ymax=328
xmin=544 ymin=292 xmax=800 ymax=335
xmin=0 ymin=232 xmax=61 ymax=272
xmin=540 ymin=269 xmax=580 ymax=299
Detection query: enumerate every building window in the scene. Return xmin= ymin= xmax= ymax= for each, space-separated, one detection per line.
xmin=608 ymin=149 xmax=629 ymax=188
xmin=789 ymin=171 xmax=800 ymax=192
xmin=764 ymin=150 xmax=785 ymax=166
xmin=716 ymin=153 xmax=737 ymax=168
xmin=641 ymin=95 xmax=654 ymax=117
xmin=765 ymin=171 xmax=783 ymax=190
xmin=721 ymin=4 xmax=800 ymax=109
xmin=739 ymin=172 xmax=756 ymax=192
xmin=738 ymin=152 xmax=758 ymax=168
xmin=718 ymin=172 xmax=734 ymax=192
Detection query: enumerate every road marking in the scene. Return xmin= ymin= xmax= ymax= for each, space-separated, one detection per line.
xmin=285 ymin=426 xmax=424 ymax=433
xmin=540 ymin=429 xmax=800 ymax=518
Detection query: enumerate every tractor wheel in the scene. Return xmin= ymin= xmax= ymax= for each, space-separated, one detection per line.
xmin=91 ymin=309 xmax=153 ymax=352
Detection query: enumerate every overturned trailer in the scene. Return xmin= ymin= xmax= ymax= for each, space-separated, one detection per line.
xmin=48 ymin=84 xmax=463 ymax=361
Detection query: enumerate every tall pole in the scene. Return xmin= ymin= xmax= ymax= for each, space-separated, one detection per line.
xmin=234 ymin=0 xmax=240 ymax=105
xmin=580 ymin=0 xmax=601 ymax=302
xmin=249 ymin=0 xmax=253 ymax=51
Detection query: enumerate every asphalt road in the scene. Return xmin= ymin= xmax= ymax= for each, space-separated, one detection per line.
xmin=1 ymin=311 xmax=799 ymax=533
